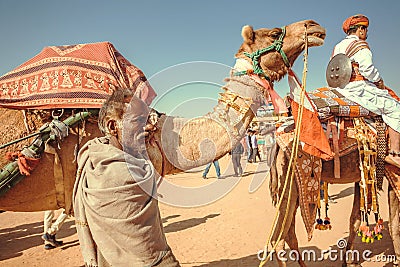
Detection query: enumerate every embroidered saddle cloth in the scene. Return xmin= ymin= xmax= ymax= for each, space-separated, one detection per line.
xmin=276 ymin=131 xmax=322 ymax=241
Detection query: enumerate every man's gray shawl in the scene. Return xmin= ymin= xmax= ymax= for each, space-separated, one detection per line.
xmin=73 ymin=137 xmax=168 ymax=267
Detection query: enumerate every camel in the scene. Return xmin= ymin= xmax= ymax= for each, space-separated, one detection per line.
xmin=0 ymin=20 xmax=326 ymax=218
xmin=269 ymin=109 xmax=400 ymax=266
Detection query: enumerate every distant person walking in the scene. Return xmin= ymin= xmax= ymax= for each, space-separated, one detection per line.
xmin=230 ymin=142 xmax=244 ymax=177
xmin=246 ymin=129 xmax=253 ymax=163
xmin=264 ymin=133 xmax=276 ymax=168
xmin=251 ymin=130 xmax=261 ymax=163
xmin=202 ymin=160 xmax=221 ymax=179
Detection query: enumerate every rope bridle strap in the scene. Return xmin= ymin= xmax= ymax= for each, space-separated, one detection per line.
xmin=235 ymin=26 xmax=291 ymax=80
xmin=259 ymin=24 xmax=308 ymax=267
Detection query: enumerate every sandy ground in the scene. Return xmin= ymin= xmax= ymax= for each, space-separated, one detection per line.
xmin=0 ymin=155 xmax=397 ymax=267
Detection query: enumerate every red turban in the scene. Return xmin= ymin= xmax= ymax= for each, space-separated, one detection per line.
xmin=342 ymin=14 xmax=369 ymax=33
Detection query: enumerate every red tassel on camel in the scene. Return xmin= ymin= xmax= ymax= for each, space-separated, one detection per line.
xmin=5 ymin=152 xmax=40 ymax=176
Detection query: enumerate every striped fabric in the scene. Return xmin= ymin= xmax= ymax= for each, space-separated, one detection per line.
xmin=0 ymin=42 xmax=156 ymax=109
xmin=346 ymin=40 xmax=370 ymax=58
xmin=346 ymin=40 xmax=370 ymax=82
xmin=307 ymin=87 xmax=373 ymax=119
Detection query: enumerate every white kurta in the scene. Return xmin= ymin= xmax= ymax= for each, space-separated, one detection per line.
xmin=332 ymin=35 xmax=400 ymax=133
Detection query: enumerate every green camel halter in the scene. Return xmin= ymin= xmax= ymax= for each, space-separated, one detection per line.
xmin=235 ymin=26 xmax=290 ymax=80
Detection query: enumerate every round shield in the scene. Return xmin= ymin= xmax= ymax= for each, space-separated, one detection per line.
xmin=326 ymin=53 xmax=352 ymax=89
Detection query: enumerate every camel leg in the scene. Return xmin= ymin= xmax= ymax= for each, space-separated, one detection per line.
xmin=269 ymin=146 xmax=279 ymax=207
xmin=271 ymin=185 xmax=299 ymax=267
xmin=286 ymin=215 xmax=306 ymax=267
xmin=271 ymin=148 xmax=301 ymax=267
xmin=273 ymin=238 xmax=287 ymax=267
xmin=344 ymin=183 xmax=361 ymax=266
xmin=388 ymin=184 xmax=400 ymax=266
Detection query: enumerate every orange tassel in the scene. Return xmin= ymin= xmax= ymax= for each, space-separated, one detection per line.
xmin=5 ymin=151 xmax=40 ymax=176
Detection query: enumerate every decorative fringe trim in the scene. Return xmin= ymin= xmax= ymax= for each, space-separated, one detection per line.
xmin=315 ymin=182 xmax=332 ymax=231
xmin=315 ymin=216 xmax=332 ymax=230
xmin=357 ymin=218 xmax=384 ymax=243
xmin=5 ymin=152 xmax=40 ymax=176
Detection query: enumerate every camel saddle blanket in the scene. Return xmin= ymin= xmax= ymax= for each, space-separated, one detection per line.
xmin=276 ymin=131 xmax=322 ymax=241
xmin=0 ymin=42 xmax=156 ymax=109
xmin=307 ymin=87 xmax=373 ymax=119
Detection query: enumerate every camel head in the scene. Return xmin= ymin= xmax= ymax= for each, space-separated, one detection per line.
xmin=235 ymin=20 xmax=326 ymax=81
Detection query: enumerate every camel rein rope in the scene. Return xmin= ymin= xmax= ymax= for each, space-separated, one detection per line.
xmin=259 ymin=24 xmax=309 ymax=266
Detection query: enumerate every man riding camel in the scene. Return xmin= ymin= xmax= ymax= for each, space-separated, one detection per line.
xmin=331 ymin=14 xmax=400 ymax=168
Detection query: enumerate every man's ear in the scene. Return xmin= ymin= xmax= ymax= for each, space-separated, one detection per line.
xmin=106 ymin=119 xmax=118 ymax=136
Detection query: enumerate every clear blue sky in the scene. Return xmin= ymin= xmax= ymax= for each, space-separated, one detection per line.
xmin=0 ymin=0 xmax=398 ymax=117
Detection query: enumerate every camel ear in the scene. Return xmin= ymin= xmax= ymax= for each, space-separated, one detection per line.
xmin=241 ymin=25 xmax=254 ymax=44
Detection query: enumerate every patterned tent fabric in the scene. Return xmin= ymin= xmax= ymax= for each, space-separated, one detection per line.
xmin=0 ymin=42 xmax=156 ymax=109
xmin=307 ymin=87 xmax=372 ymax=119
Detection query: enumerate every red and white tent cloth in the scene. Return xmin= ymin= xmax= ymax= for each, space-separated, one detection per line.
xmin=0 ymin=42 xmax=156 ymax=109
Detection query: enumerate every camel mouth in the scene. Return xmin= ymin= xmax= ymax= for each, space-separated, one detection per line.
xmin=307 ymin=32 xmax=326 ymax=47
xmin=307 ymin=33 xmax=325 ymax=47
xmin=310 ymin=32 xmax=325 ymax=39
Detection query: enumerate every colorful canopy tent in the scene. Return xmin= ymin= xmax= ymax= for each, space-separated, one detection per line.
xmin=0 ymin=41 xmax=156 ymax=109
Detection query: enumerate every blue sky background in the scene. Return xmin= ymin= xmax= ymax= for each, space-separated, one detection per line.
xmin=0 ymin=0 xmax=398 ymax=117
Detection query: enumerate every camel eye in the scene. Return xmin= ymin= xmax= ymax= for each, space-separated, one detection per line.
xmin=268 ymin=28 xmax=282 ymax=39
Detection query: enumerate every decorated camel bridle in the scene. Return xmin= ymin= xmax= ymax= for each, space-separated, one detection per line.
xmin=234 ymin=26 xmax=291 ymax=80
xmin=231 ymin=26 xmax=290 ymax=116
